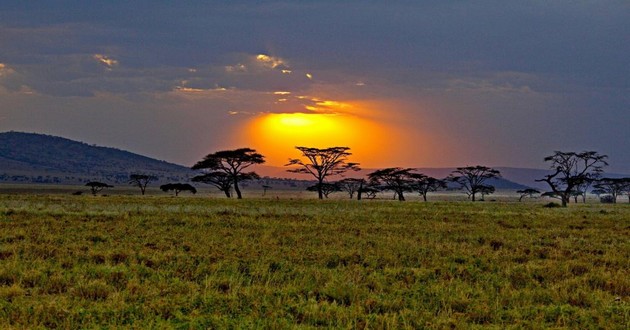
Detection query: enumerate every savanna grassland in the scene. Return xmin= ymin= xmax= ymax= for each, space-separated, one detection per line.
xmin=0 ymin=194 xmax=628 ymax=329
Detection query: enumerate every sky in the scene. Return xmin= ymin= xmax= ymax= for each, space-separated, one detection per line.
xmin=1 ymin=1 xmax=628 ymax=172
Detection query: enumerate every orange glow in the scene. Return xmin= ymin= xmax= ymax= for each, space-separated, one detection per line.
xmin=246 ymin=111 xmax=398 ymax=167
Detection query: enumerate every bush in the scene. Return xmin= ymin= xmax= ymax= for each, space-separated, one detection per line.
xmin=600 ymin=195 xmax=615 ymax=204
xmin=543 ymin=202 xmax=561 ymax=208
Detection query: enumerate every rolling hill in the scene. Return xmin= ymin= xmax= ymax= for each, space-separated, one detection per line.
xmin=0 ymin=131 xmax=194 ymax=184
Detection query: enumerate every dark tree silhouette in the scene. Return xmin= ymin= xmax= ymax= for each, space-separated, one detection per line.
xmin=593 ymin=178 xmax=630 ymax=204
xmin=368 ymin=168 xmax=417 ymax=201
xmin=192 ymin=148 xmax=265 ymax=199
xmin=160 ymin=183 xmax=197 ymax=196
xmin=261 ymin=185 xmax=272 ymax=196
xmin=536 ymin=151 xmax=608 ymax=207
xmin=517 ymin=188 xmax=541 ymax=202
xmin=413 ymin=175 xmax=447 ymax=202
xmin=128 ymin=174 xmax=157 ymax=195
xmin=478 ymin=184 xmax=495 ymax=201
xmin=447 ymin=166 xmax=501 ymax=201
xmin=306 ymin=182 xmax=339 ymax=198
xmin=85 ymin=181 xmax=113 ymax=196
xmin=191 ymin=172 xmax=233 ymax=198
xmin=286 ymin=146 xmax=360 ymax=199
xmin=336 ymin=178 xmax=365 ymax=199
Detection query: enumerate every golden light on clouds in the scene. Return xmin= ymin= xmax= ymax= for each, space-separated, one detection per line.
xmin=93 ymin=54 xmax=118 ymax=69
xmin=256 ymin=54 xmax=286 ymax=69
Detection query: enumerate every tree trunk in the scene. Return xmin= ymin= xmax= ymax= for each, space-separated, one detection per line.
xmin=561 ymin=195 xmax=568 ymax=207
xmin=398 ymin=191 xmax=405 ymax=201
xmin=357 ymin=182 xmax=363 ymax=201
xmin=422 ymin=193 xmax=427 ymax=202
xmin=471 ymin=192 xmax=476 ymax=202
xmin=317 ymin=178 xmax=324 ymax=200
xmin=233 ymin=177 xmax=242 ymax=199
xmin=223 ymin=190 xmax=231 ymax=198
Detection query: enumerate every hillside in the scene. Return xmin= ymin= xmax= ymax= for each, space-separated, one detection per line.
xmin=0 ymin=132 xmax=194 ymax=184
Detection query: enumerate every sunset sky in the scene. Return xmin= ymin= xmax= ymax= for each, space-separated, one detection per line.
xmin=1 ymin=1 xmax=628 ymax=172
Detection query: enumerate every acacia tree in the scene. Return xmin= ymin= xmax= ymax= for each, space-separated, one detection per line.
xmin=336 ymin=178 xmax=365 ymax=199
xmin=368 ymin=168 xmax=417 ymax=201
xmin=192 ymin=148 xmax=265 ymax=199
xmin=306 ymin=182 xmax=340 ymax=198
xmin=413 ymin=174 xmax=446 ymax=202
xmin=447 ymin=166 xmax=501 ymax=201
xmin=593 ymin=178 xmax=630 ymax=204
xmin=128 ymin=174 xmax=158 ymax=195
xmin=478 ymin=184 xmax=495 ymax=201
xmin=286 ymin=146 xmax=360 ymax=199
xmin=536 ymin=151 xmax=608 ymax=207
xmin=191 ymin=171 xmax=233 ymax=198
xmin=85 ymin=181 xmax=113 ymax=196
xmin=160 ymin=183 xmax=197 ymax=196
xmin=517 ymin=188 xmax=540 ymax=202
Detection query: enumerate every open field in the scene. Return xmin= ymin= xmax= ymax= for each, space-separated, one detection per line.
xmin=0 ymin=194 xmax=628 ymax=328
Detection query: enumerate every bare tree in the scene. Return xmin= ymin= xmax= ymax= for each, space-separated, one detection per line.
xmin=192 ymin=148 xmax=265 ymax=199
xmin=447 ymin=166 xmax=501 ymax=201
xmin=593 ymin=178 xmax=630 ymax=204
xmin=517 ymin=188 xmax=540 ymax=202
xmin=336 ymin=178 xmax=365 ymax=199
xmin=286 ymin=146 xmax=360 ymax=199
xmin=536 ymin=151 xmax=608 ymax=207
xmin=128 ymin=174 xmax=157 ymax=195
xmin=368 ymin=168 xmax=417 ymax=201
xmin=85 ymin=181 xmax=113 ymax=196
xmin=478 ymin=184 xmax=495 ymax=201
xmin=160 ymin=183 xmax=197 ymax=196
xmin=191 ymin=172 xmax=233 ymax=198
xmin=306 ymin=182 xmax=340 ymax=198
xmin=413 ymin=174 xmax=446 ymax=202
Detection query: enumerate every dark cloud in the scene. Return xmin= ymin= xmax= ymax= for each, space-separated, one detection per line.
xmin=0 ymin=1 xmax=628 ymax=171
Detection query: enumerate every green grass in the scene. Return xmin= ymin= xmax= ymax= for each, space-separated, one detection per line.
xmin=0 ymin=195 xmax=628 ymax=328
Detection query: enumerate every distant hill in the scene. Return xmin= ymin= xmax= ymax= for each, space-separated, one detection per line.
xmin=0 ymin=131 xmax=194 ymax=184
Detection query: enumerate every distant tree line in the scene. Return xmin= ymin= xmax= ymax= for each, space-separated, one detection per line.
xmin=76 ymin=146 xmax=629 ymax=206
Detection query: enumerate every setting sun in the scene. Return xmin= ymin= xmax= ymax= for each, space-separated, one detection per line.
xmin=246 ymin=111 xmax=396 ymax=167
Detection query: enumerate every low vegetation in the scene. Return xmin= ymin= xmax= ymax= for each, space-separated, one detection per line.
xmin=0 ymin=195 xmax=628 ymax=328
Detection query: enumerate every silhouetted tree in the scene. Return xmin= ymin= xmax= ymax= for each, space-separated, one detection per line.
xmin=368 ymin=168 xmax=417 ymax=201
xmin=85 ymin=181 xmax=113 ymax=196
xmin=286 ymin=146 xmax=360 ymax=199
xmin=336 ymin=178 xmax=365 ymax=199
xmin=413 ymin=174 xmax=447 ymax=202
xmin=192 ymin=148 xmax=265 ymax=199
xmin=128 ymin=174 xmax=157 ymax=195
xmin=517 ymin=188 xmax=540 ymax=202
xmin=306 ymin=182 xmax=339 ymax=198
xmin=262 ymin=185 xmax=272 ymax=196
xmin=478 ymin=184 xmax=495 ymax=201
xmin=160 ymin=183 xmax=197 ymax=196
xmin=447 ymin=166 xmax=501 ymax=201
xmin=536 ymin=151 xmax=608 ymax=207
xmin=593 ymin=178 xmax=630 ymax=204
xmin=191 ymin=172 xmax=233 ymax=198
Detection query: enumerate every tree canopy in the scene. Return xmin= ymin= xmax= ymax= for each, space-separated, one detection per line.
xmin=192 ymin=148 xmax=264 ymax=199
xmin=367 ymin=167 xmax=417 ymax=201
xmin=85 ymin=181 xmax=113 ymax=195
xmin=536 ymin=151 xmax=607 ymax=207
xmin=160 ymin=183 xmax=197 ymax=196
xmin=286 ymin=146 xmax=359 ymax=199
xmin=128 ymin=174 xmax=157 ymax=195
xmin=447 ymin=166 xmax=501 ymax=201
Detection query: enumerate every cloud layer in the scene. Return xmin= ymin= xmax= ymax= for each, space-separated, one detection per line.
xmin=1 ymin=1 xmax=628 ymax=171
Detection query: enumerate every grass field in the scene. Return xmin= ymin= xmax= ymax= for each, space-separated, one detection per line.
xmin=0 ymin=194 xmax=628 ymax=328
